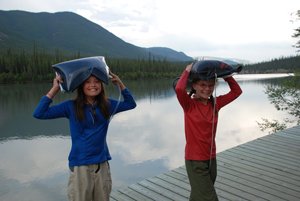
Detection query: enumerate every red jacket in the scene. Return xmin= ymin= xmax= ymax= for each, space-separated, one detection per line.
xmin=175 ymin=70 xmax=242 ymax=161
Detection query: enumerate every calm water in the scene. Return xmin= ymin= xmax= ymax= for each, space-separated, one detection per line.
xmin=0 ymin=74 xmax=294 ymax=201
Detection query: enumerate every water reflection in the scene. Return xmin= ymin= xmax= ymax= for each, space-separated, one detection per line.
xmin=0 ymin=74 xmax=293 ymax=200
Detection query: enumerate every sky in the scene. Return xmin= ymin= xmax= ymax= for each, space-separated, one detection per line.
xmin=0 ymin=0 xmax=300 ymax=63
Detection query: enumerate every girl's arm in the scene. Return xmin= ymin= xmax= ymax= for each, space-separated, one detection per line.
xmin=33 ymin=75 xmax=69 ymax=119
xmin=33 ymin=97 xmax=69 ymax=119
xmin=217 ymin=76 xmax=242 ymax=109
xmin=175 ymin=63 xmax=193 ymax=112
xmin=115 ymin=89 xmax=137 ymax=112
xmin=109 ymin=71 xmax=137 ymax=113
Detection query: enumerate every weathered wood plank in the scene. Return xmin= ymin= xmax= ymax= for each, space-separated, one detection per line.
xmin=259 ymin=135 xmax=299 ymax=148
xmin=146 ymin=177 xmax=190 ymax=199
xmin=215 ymin=179 xmax=262 ymax=201
xmin=257 ymin=137 xmax=300 ymax=151
xmin=267 ymin=134 xmax=300 ymax=146
xmin=219 ymin=153 xmax=300 ymax=185
xmin=226 ymin=147 xmax=300 ymax=172
xmin=163 ymin=170 xmax=189 ymax=184
xmin=220 ymin=150 xmax=300 ymax=177
xmin=236 ymin=144 xmax=298 ymax=165
xmin=281 ymin=127 xmax=300 ymax=134
xmin=217 ymin=157 xmax=300 ymax=192
xmin=249 ymin=139 xmax=300 ymax=156
xmin=118 ymin=187 xmax=154 ymax=201
xmin=274 ymin=130 xmax=300 ymax=140
xmin=217 ymin=169 xmax=300 ymax=201
xmin=172 ymin=166 xmax=188 ymax=176
xmin=110 ymin=197 xmax=118 ymax=201
xmin=217 ymin=163 xmax=300 ymax=200
xmin=242 ymin=142 xmax=300 ymax=161
xmin=216 ymin=160 xmax=295 ymax=192
xmin=110 ymin=190 xmax=136 ymax=201
xmin=138 ymin=180 xmax=188 ymax=201
xmin=128 ymin=184 xmax=172 ymax=201
xmin=155 ymin=174 xmax=191 ymax=191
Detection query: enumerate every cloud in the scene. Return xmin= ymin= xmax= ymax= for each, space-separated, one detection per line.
xmin=0 ymin=137 xmax=70 ymax=183
xmin=1 ymin=0 xmax=300 ymax=62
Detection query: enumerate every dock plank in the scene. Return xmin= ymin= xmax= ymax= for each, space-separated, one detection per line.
xmin=217 ymin=170 xmax=298 ymax=201
xmin=128 ymin=184 xmax=172 ymax=201
xmin=110 ymin=190 xmax=136 ymax=201
xmin=138 ymin=180 xmax=188 ymax=201
xmin=217 ymin=164 xmax=300 ymax=200
xmin=110 ymin=125 xmax=300 ymax=201
xmin=118 ymin=187 xmax=153 ymax=201
xmin=217 ymin=156 xmax=300 ymax=190
xmin=219 ymin=151 xmax=300 ymax=178
xmin=267 ymin=134 xmax=300 ymax=146
xmin=249 ymin=139 xmax=300 ymax=157
xmin=146 ymin=177 xmax=190 ymax=199
xmin=226 ymin=147 xmax=300 ymax=173
xmin=217 ymin=160 xmax=300 ymax=193
xmin=258 ymin=136 xmax=299 ymax=149
xmin=242 ymin=142 xmax=300 ymax=160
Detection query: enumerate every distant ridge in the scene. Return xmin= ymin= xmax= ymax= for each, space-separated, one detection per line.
xmin=143 ymin=47 xmax=194 ymax=62
xmin=0 ymin=10 xmax=194 ymax=61
xmin=195 ymin=56 xmax=253 ymax=65
xmin=0 ymin=10 xmax=151 ymax=58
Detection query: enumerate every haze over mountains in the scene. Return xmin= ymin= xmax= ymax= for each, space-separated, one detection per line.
xmin=195 ymin=56 xmax=253 ymax=65
xmin=0 ymin=10 xmax=251 ymax=64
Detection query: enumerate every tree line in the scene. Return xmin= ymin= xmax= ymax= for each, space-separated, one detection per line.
xmin=243 ymin=56 xmax=300 ymax=74
xmin=0 ymin=43 xmax=190 ymax=83
xmin=1 ymin=42 xmax=299 ymax=84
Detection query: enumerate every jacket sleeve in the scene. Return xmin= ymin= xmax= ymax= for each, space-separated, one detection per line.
xmin=175 ymin=70 xmax=192 ymax=112
xmin=111 ymin=88 xmax=137 ymax=114
xmin=33 ymin=96 xmax=70 ymax=119
xmin=217 ymin=76 xmax=242 ymax=109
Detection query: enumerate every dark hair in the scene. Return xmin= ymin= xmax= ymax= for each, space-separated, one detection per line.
xmin=73 ymin=81 xmax=110 ymax=121
xmin=189 ymin=78 xmax=218 ymax=115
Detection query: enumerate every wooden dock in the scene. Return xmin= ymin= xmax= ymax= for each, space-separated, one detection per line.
xmin=110 ymin=125 xmax=300 ymax=201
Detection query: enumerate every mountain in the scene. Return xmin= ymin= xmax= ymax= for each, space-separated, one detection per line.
xmin=195 ymin=56 xmax=252 ymax=65
xmin=0 ymin=10 xmax=190 ymax=61
xmin=143 ymin=47 xmax=194 ymax=62
xmin=0 ymin=10 xmax=151 ymax=58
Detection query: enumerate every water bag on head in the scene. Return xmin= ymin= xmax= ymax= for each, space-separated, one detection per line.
xmin=173 ymin=60 xmax=242 ymax=91
xmin=52 ymin=56 xmax=110 ymax=93
xmin=188 ymin=60 xmax=242 ymax=82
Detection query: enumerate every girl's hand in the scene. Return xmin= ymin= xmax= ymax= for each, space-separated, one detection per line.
xmin=53 ymin=75 xmax=63 ymax=90
xmin=46 ymin=75 xmax=63 ymax=99
xmin=109 ymin=71 xmax=125 ymax=90
xmin=186 ymin=63 xmax=193 ymax=73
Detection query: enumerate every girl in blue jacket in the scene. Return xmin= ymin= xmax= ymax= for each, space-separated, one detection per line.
xmin=33 ymin=71 xmax=136 ymax=201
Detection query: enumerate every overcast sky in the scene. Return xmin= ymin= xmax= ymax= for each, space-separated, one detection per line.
xmin=1 ymin=0 xmax=300 ymax=63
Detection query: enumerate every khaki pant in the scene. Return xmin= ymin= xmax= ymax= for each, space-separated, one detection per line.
xmin=185 ymin=159 xmax=218 ymax=201
xmin=67 ymin=161 xmax=112 ymax=201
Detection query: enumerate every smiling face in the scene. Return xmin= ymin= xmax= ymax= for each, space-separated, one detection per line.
xmin=83 ymin=75 xmax=102 ymax=104
xmin=192 ymin=79 xmax=215 ymax=100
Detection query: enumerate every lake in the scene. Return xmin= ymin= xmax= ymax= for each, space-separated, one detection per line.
xmin=0 ymin=73 xmax=294 ymax=201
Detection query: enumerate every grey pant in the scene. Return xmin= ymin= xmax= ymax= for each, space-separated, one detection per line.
xmin=67 ymin=161 xmax=112 ymax=201
xmin=185 ymin=159 xmax=218 ymax=201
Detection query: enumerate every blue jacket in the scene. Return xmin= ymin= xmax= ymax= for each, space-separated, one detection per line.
xmin=33 ymin=88 xmax=136 ymax=166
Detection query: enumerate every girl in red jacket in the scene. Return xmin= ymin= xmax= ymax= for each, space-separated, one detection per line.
xmin=175 ymin=63 xmax=242 ymax=201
